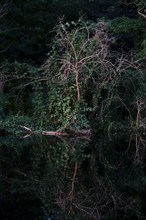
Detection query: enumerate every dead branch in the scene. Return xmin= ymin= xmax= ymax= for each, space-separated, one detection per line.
xmin=138 ymin=7 xmax=146 ymax=19
xmin=20 ymin=125 xmax=32 ymax=132
xmin=68 ymin=162 xmax=78 ymax=203
xmin=0 ymin=1 xmax=9 ymax=17
xmin=20 ymin=125 xmax=92 ymax=139
xmin=75 ymin=62 xmax=80 ymax=102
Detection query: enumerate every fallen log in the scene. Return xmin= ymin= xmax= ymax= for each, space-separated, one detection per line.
xmin=20 ymin=125 xmax=92 ymax=139
xmin=41 ymin=130 xmax=67 ymax=136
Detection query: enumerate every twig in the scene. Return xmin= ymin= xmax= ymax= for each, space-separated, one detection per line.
xmin=68 ymin=162 xmax=78 ymax=203
xmin=20 ymin=125 xmax=32 ymax=132
xmin=138 ymin=7 xmax=146 ymax=19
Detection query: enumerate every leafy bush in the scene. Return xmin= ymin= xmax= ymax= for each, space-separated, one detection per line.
xmin=1 ymin=18 xmax=146 ymax=163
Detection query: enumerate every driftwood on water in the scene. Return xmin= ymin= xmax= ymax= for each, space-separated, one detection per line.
xmin=20 ymin=125 xmax=92 ymax=139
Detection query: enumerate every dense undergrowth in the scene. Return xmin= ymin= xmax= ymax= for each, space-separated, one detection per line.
xmin=1 ymin=18 xmax=146 ymax=140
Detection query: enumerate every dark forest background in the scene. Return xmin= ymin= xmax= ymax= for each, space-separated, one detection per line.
xmin=0 ymin=0 xmax=140 ymax=63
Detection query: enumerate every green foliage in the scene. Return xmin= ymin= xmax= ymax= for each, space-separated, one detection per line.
xmin=43 ymin=19 xmax=112 ymax=129
xmin=0 ymin=114 xmax=33 ymax=135
xmin=110 ymin=16 xmax=146 ymax=57
xmin=109 ymin=16 xmax=139 ymax=33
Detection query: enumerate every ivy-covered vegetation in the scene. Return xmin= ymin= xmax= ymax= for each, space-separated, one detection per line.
xmin=0 ymin=0 xmax=146 ymax=219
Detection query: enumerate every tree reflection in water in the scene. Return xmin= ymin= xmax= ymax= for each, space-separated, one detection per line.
xmin=0 ymin=134 xmax=145 ymax=219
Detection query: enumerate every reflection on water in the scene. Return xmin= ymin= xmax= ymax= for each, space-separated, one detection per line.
xmin=0 ymin=135 xmax=146 ymax=219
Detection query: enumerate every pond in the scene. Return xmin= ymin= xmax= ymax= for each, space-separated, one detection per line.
xmin=0 ymin=133 xmax=146 ymax=219
xmin=0 ymin=1 xmax=145 ymax=219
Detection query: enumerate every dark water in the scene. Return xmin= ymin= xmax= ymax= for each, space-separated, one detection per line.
xmin=0 ymin=134 xmax=146 ymax=220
